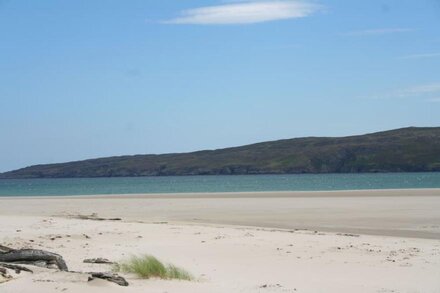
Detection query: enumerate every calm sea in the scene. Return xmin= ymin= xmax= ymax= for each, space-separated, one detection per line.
xmin=0 ymin=173 xmax=439 ymax=197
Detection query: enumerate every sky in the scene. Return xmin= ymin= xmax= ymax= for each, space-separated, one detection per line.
xmin=1 ymin=0 xmax=440 ymax=172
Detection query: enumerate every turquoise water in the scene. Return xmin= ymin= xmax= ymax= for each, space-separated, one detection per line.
xmin=0 ymin=173 xmax=439 ymax=196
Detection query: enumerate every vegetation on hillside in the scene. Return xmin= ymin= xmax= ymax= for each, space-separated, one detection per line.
xmin=1 ymin=127 xmax=439 ymax=178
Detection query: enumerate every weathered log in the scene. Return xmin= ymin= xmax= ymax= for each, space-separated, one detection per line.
xmin=1 ymin=262 xmax=12 ymax=284
xmin=0 ymin=248 xmax=68 ymax=271
xmin=0 ymin=267 xmax=12 ymax=284
xmin=71 ymin=213 xmax=122 ymax=221
xmin=88 ymin=272 xmax=129 ymax=286
xmin=0 ymin=245 xmax=13 ymax=254
xmin=0 ymin=263 xmax=33 ymax=274
xmin=83 ymin=258 xmax=113 ymax=264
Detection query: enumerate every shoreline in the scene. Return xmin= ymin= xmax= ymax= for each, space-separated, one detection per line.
xmin=1 ymin=187 xmax=440 ymax=199
xmin=1 ymin=188 xmax=440 ymax=239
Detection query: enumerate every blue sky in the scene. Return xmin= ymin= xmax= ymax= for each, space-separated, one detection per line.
xmin=1 ymin=0 xmax=439 ymax=172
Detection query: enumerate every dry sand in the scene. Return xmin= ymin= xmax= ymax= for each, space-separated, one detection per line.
xmin=1 ymin=189 xmax=440 ymax=292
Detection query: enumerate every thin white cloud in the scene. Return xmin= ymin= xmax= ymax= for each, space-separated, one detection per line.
xmin=396 ymin=83 xmax=440 ymax=98
xmin=367 ymin=82 xmax=440 ymax=102
xmin=163 ymin=1 xmax=322 ymax=25
xmin=343 ymin=28 xmax=414 ymax=36
xmin=427 ymin=97 xmax=440 ymax=103
xmin=399 ymin=53 xmax=440 ymax=60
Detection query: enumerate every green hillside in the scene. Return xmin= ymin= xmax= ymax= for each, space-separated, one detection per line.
xmin=1 ymin=127 xmax=440 ymax=179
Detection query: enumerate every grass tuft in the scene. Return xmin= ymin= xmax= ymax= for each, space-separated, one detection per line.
xmin=165 ymin=264 xmax=193 ymax=281
xmin=118 ymin=255 xmax=193 ymax=281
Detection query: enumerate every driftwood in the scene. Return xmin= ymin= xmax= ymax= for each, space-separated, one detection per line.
xmin=0 ymin=245 xmax=13 ymax=254
xmin=1 ymin=245 xmax=131 ymax=287
xmin=0 ymin=261 xmax=33 ymax=284
xmin=0 ymin=263 xmax=33 ymax=274
xmin=83 ymin=258 xmax=113 ymax=264
xmin=88 ymin=272 xmax=129 ymax=286
xmin=0 ymin=266 xmax=12 ymax=283
xmin=70 ymin=213 xmax=122 ymax=221
xmin=0 ymin=246 xmax=68 ymax=271
xmin=336 ymin=233 xmax=360 ymax=237
xmin=0 ymin=266 xmax=8 ymax=277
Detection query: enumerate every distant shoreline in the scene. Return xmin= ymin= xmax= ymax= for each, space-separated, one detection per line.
xmin=1 ymin=187 xmax=440 ymax=199
xmin=1 ymin=170 xmax=440 ymax=179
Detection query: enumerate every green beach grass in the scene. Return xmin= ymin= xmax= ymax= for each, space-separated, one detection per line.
xmin=117 ymin=255 xmax=193 ymax=281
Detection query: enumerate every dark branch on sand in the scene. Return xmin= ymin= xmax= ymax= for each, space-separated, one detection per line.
xmin=88 ymin=272 xmax=129 ymax=286
xmin=0 ymin=263 xmax=33 ymax=274
xmin=83 ymin=258 xmax=113 ymax=264
xmin=0 ymin=246 xmax=68 ymax=271
xmin=0 ymin=245 xmax=129 ymax=286
xmin=69 ymin=213 xmax=122 ymax=221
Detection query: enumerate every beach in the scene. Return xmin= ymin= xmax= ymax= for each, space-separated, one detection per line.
xmin=3 ymin=0 xmax=439 ymax=291
xmin=1 ymin=189 xmax=440 ymax=292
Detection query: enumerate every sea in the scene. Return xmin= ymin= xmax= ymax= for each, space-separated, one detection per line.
xmin=0 ymin=172 xmax=439 ymax=197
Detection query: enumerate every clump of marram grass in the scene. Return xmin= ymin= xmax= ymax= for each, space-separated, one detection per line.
xmin=166 ymin=264 xmax=193 ymax=281
xmin=116 ymin=255 xmax=193 ymax=281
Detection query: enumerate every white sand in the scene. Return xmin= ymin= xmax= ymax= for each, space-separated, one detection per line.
xmin=1 ymin=189 xmax=440 ymax=292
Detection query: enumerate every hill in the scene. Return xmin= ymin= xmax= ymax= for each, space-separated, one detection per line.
xmin=1 ymin=127 xmax=440 ymax=179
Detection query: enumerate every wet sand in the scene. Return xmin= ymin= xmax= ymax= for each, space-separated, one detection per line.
xmin=1 ymin=189 xmax=440 ymax=239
